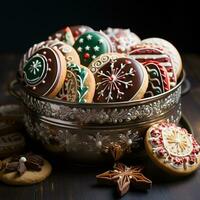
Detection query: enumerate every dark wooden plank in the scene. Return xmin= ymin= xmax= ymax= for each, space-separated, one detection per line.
xmin=0 ymin=54 xmax=200 ymax=200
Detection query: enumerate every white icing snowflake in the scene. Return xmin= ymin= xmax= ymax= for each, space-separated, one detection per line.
xmin=77 ymin=47 xmax=82 ymax=52
xmin=28 ymin=59 xmax=42 ymax=75
xmin=94 ymin=46 xmax=100 ymax=51
xmin=92 ymin=55 xmax=96 ymax=59
xmin=96 ymin=61 xmax=135 ymax=102
xmin=85 ymin=46 xmax=90 ymax=50
xmin=86 ymin=34 xmax=92 ymax=40
xmin=79 ymin=38 xmax=84 ymax=43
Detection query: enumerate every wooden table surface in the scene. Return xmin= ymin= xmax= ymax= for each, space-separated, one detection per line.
xmin=0 ymin=54 xmax=200 ymax=200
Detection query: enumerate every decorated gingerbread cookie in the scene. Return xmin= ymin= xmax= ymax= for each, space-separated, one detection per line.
xmin=129 ymin=47 xmax=177 ymax=88
xmin=0 ymin=153 xmax=52 ymax=185
xmin=23 ymin=47 xmax=66 ymax=97
xmin=57 ymin=63 xmax=95 ymax=103
xmin=18 ymin=41 xmax=46 ymax=80
xmin=141 ymin=38 xmax=183 ymax=78
xmin=48 ymin=27 xmax=75 ymax=46
xmin=88 ymin=52 xmax=128 ymax=74
xmin=56 ymin=70 xmax=78 ymax=102
xmin=91 ymin=57 xmax=148 ymax=103
xmin=143 ymin=61 xmax=170 ymax=98
xmin=104 ymin=27 xmax=141 ymax=53
xmin=44 ymin=40 xmax=80 ymax=65
xmin=70 ymin=25 xmax=94 ymax=40
xmin=145 ymin=123 xmax=200 ymax=176
xmin=73 ymin=31 xmax=113 ymax=67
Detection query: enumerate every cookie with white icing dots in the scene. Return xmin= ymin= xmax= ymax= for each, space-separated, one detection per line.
xmin=48 ymin=27 xmax=75 ymax=46
xmin=56 ymin=63 xmax=95 ymax=103
xmin=143 ymin=61 xmax=170 ymax=98
xmin=91 ymin=56 xmax=148 ymax=103
xmin=22 ymin=47 xmax=66 ymax=97
xmin=141 ymin=38 xmax=183 ymax=78
xmin=129 ymin=46 xmax=177 ymax=88
xmin=44 ymin=40 xmax=80 ymax=65
xmin=145 ymin=123 xmax=200 ymax=176
xmin=104 ymin=27 xmax=141 ymax=53
xmin=73 ymin=31 xmax=113 ymax=67
xmin=70 ymin=25 xmax=94 ymax=40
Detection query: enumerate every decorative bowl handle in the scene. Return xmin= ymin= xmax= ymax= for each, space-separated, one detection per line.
xmin=9 ymin=80 xmax=23 ymax=100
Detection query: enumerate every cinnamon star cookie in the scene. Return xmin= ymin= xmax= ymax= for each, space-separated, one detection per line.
xmin=23 ymin=47 xmax=66 ymax=97
xmin=145 ymin=123 xmax=200 ymax=176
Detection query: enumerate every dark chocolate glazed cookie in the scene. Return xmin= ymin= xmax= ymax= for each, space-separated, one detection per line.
xmin=23 ymin=47 xmax=66 ymax=97
xmin=92 ymin=57 xmax=148 ymax=102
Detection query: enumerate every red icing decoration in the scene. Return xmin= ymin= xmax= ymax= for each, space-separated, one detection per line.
xmin=83 ymin=53 xmax=90 ymax=59
xmin=74 ymin=30 xmax=80 ymax=37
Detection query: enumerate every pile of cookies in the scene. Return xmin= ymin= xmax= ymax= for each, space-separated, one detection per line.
xmin=18 ymin=25 xmax=183 ymax=103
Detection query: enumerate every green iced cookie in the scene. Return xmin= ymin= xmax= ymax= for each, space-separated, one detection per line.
xmin=73 ymin=31 xmax=112 ymax=67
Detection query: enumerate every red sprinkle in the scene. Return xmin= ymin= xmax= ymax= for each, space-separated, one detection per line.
xmin=84 ymin=53 xmax=90 ymax=59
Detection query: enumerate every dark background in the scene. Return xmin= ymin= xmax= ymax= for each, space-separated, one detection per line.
xmin=0 ymin=0 xmax=199 ymax=54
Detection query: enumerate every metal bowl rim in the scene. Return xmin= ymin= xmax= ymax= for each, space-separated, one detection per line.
xmin=21 ymin=71 xmax=185 ymax=108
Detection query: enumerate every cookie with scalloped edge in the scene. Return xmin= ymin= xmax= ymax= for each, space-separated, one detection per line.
xmin=145 ymin=123 xmax=200 ymax=176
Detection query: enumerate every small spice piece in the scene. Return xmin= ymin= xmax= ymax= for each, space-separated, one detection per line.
xmin=1 ymin=153 xmax=44 ymax=176
xmin=96 ymin=163 xmax=152 ymax=197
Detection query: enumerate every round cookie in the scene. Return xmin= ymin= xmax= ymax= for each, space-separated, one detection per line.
xmin=0 ymin=104 xmax=24 ymax=125
xmin=143 ymin=61 xmax=170 ymax=98
xmin=92 ymin=57 xmax=148 ymax=103
xmin=57 ymin=63 xmax=95 ymax=103
xmin=44 ymin=40 xmax=80 ymax=65
xmin=56 ymin=70 xmax=78 ymax=102
xmin=104 ymin=27 xmax=141 ymax=53
xmin=73 ymin=31 xmax=113 ymax=67
xmin=0 ymin=154 xmax=52 ymax=185
xmin=48 ymin=26 xmax=75 ymax=46
xmin=129 ymin=47 xmax=177 ymax=88
xmin=141 ymin=38 xmax=182 ymax=78
xmin=88 ymin=52 xmax=128 ymax=74
xmin=18 ymin=41 xmax=46 ymax=80
xmin=0 ymin=127 xmax=25 ymax=159
xmin=23 ymin=47 xmax=66 ymax=97
xmin=70 ymin=25 xmax=94 ymax=40
xmin=145 ymin=123 xmax=200 ymax=176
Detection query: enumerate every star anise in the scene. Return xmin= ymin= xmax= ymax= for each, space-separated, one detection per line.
xmin=2 ymin=152 xmax=44 ymax=176
xmin=96 ymin=163 xmax=152 ymax=196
